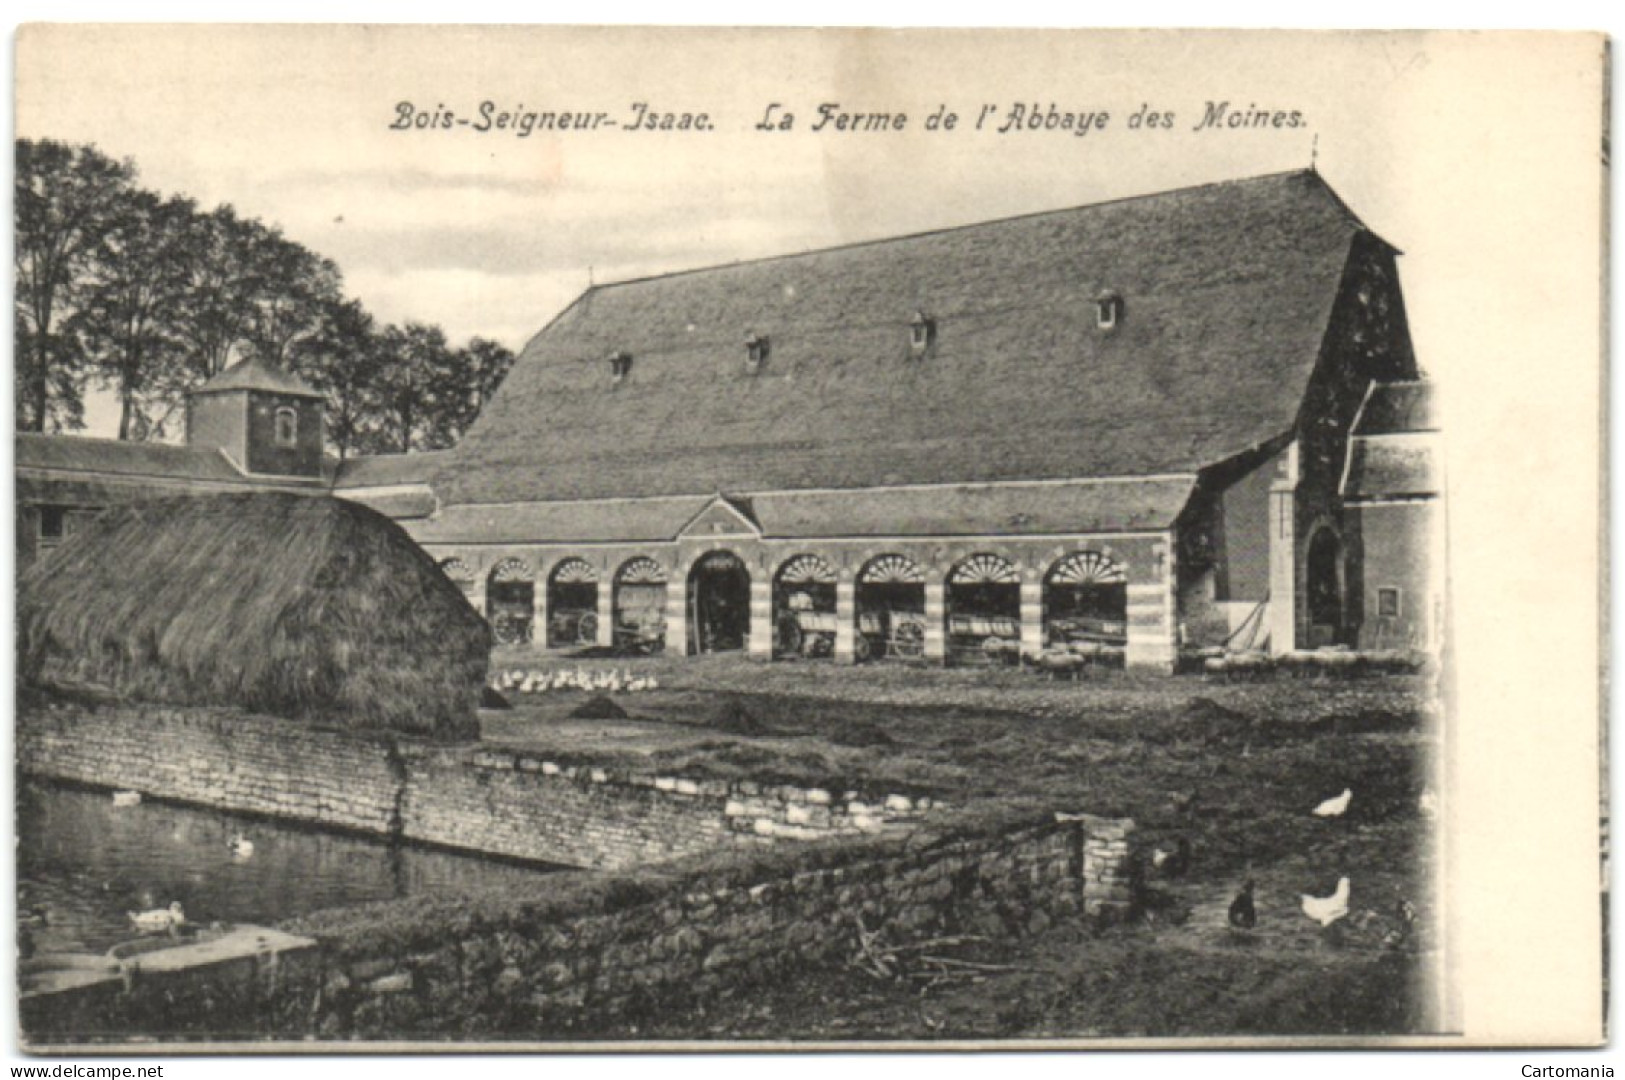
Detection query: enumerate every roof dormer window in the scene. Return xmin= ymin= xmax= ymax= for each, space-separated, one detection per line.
xmin=745 ymin=333 xmax=770 ymax=373
xmin=909 ymin=311 xmax=937 ymax=356
xmin=1096 ymin=292 xmax=1123 ymax=331
xmin=608 ymin=351 xmax=633 ymax=383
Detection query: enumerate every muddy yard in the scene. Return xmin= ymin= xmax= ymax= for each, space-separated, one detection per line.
xmin=482 ymin=649 xmax=1441 ymax=1038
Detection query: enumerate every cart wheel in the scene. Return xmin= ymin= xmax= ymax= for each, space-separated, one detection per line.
xmin=854 ymin=634 xmax=874 ymax=663
xmin=893 ymin=620 xmax=926 ymax=658
xmin=576 ymin=612 xmax=599 ymax=646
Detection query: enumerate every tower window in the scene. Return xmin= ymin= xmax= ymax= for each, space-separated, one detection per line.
xmin=745 ymin=333 xmax=770 ymax=372
xmin=1377 ymin=587 xmax=1402 ymax=618
xmin=274 ymin=406 xmax=298 ymax=447
xmin=608 ymin=351 xmax=633 ymax=383
xmin=909 ymin=312 xmax=937 ymax=355
xmin=1096 ymin=292 xmax=1123 ymax=330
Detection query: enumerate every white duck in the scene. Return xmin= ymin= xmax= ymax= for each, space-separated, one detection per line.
xmin=1301 ymin=877 xmax=1351 ymax=926
xmin=112 ymin=791 xmax=142 ymax=808
xmin=1312 ymin=788 xmax=1353 ymax=818
xmin=229 ymin=835 xmax=254 ymax=858
xmin=128 ymin=901 xmax=186 ymax=933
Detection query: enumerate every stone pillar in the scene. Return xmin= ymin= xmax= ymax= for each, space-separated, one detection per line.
xmin=1125 ymin=537 xmax=1178 ymax=673
xmin=1019 ymin=580 xmax=1044 ymax=657
xmin=834 ymin=580 xmax=857 ymax=664
xmin=531 ymin=576 xmax=547 ymax=647
xmin=1075 ymin=814 xmax=1137 ymax=920
xmin=923 ymin=581 xmax=947 ymax=663
xmin=748 ymin=580 xmax=773 ymax=661
xmin=595 ymin=581 xmax=615 ymax=647
xmin=1265 ymin=447 xmax=1300 ymax=654
xmin=665 ymin=573 xmax=689 ymax=656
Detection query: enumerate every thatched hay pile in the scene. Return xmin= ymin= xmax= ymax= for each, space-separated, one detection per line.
xmin=17 ymin=492 xmax=490 ymax=741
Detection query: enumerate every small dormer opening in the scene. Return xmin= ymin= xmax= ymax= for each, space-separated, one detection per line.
xmin=608 ymin=351 xmax=633 ymax=383
xmin=909 ymin=311 xmax=937 ymax=356
xmin=274 ymin=405 xmax=299 ymax=447
xmin=745 ymin=333 xmax=770 ymax=373
xmin=1096 ymin=292 xmax=1123 ymax=331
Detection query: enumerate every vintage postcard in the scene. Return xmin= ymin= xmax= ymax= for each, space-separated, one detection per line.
xmin=7 ymin=24 xmax=1607 ymax=1054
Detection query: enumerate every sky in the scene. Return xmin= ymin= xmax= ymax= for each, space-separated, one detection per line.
xmin=15 ymin=24 xmax=1565 ymax=437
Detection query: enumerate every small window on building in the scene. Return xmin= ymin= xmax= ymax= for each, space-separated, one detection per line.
xmin=1377 ymin=587 xmax=1402 ymax=619
xmin=274 ymin=406 xmax=299 ymax=448
xmin=909 ymin=311 xmax=937 ymax=355
xmin=608 ymin=351 xmax=633 ymax=383
xmin=38 ymin=506 xmax=66 ymax=544
xmin=745 ymin=333 xmax=770 ymax=373
xmin=1096 ymin=292 xmax=1123 ymax=330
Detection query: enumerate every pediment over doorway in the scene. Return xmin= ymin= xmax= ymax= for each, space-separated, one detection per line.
xmin=678 ymin=494 xmax=761 ymax=540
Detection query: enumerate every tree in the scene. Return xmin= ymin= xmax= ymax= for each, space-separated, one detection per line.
xmin=14 ymin=139 xmax=135 ymax=431
xmin=433 ymin=336 xmax=515 ymax=445
xmin=371 ymin=322 xmax=456 ymax=453
xmin=76 ymin=190 xmax=197 ymax=440
xmin=289 ymin=297 xmax=386 ymax=460
xmin=240 ymin=223 xmax=343 ymax=368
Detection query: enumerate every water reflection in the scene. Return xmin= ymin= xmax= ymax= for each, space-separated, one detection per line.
xmin=17 ymin=779 xmax=564 ymax=954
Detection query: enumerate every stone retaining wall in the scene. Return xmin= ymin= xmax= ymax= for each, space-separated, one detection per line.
xmin=16 ymin=701 xmax=925 ymax=869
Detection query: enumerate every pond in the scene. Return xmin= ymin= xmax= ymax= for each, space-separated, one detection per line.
xmin=16 ymin=778 xmax=567 ymax=955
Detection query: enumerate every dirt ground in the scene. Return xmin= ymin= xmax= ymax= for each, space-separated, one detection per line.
xmin=484 ymin=647 xmax=1442 ymax=1038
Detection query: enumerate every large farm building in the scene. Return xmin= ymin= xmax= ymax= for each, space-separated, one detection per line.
xmin=15 ymin=170 xmax=1443 ymax=671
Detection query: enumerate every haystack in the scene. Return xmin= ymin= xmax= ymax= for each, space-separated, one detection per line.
xmin=17 ymin=492 xmax=490 ymax=741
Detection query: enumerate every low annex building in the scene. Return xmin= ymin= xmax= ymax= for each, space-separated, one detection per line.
xmin=15 ymin=170 xmax=1440 ymax=673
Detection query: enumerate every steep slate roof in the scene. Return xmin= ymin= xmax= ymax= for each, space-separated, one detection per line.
xmin=405 ymin=478 xmax=1192 ymax=545
xmin=333 ymin=450 xmax=454 ymax=489
xmin=749 ymin=479 xmax=1194 ymax=538
xmin=193 ymin=356 xmax=323 ymax=398
xmin=407 ymin=496 xmax=714 ymax=545
xmin=442 ymin=169 xmax=1380 ymax=507
xmin=16 ymin=433 xmax=250 ymax=483
xmin=14 ymin=433 xmax=326 ymax=500
xmin=1353 ymin=380 xmax=1437 ymax=436
xmin=1343 ymin=381 xmax=1439 ymax=501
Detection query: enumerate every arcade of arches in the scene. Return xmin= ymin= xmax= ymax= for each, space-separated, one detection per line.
xmin=434 ymin=537 xmax=1173 ymax=667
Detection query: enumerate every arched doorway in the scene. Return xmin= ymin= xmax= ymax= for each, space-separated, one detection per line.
xmin=1306 ymin=528 xmax=1344 ymax=647
xmin=773 ymin=554 xmax=839 ymax=659
xmin=613 ymin=557 xmax=668 ymax=654
xmin=546 ymin=557 xmax=600 ymax=648
xmin=1043 ymin=551 xmax=1128 ymax=651
xmin=856 ymin=554 xmax=926 ymax=662
xmin=946 ymin=553 xmax=1021 ymax=664
xmin=688 ymin=550 xmax=750 ymax=653
xmin=486 ymin=557 xmax=535 ymax=645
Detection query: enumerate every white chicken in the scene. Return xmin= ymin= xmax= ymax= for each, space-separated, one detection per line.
xmin=1300 ymin=877 xmax=1351 ymax=926
xmin=1312 ymin=788 xmax=1353 ymax=818
xmin=1418 ymin=787 xmax=1439 ymax=818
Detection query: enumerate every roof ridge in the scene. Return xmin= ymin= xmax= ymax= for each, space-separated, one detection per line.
xmin=595 ymin=169 xmax=1326 ymax=291
xmin=15 ymin=431 xmax=197 ymax=453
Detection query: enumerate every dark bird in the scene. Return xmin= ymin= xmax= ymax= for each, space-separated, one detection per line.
xmin=1228 ymin=880 xmax=1257 ymax=930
